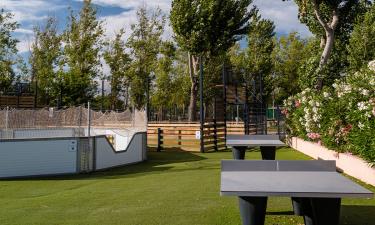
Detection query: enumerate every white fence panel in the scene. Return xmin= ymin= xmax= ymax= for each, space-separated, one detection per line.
xmin=0 ymin=139 xmax=77 ymax=178
xmin=95 ymin=133 xmax=146 ymax=170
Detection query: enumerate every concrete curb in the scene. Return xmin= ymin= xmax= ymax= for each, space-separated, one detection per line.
xmin=289 ymin=137 xmax=375 ymax=187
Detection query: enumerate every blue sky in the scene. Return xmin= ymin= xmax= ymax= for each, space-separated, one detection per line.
xmin=1 ymin=0 xmax=311 ymax=55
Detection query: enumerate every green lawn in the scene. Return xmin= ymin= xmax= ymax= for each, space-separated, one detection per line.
xmin=0 ymin=148 xmax=374 ymax=225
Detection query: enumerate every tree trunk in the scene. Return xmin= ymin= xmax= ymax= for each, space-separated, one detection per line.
xmin=319 ymin=31 xmax=334 ymax=68
xmin=187 ymin=52 xmax=200 ymax=122
xmin=316 ymin=30 xmax=334 ymax=90
xmin=188 ymin=79 xmax=198 ymax=121
xmin=320 ymin=37 xmax=326 ymax=49
xmin=312 ymin=0 xmax=339 ymax=91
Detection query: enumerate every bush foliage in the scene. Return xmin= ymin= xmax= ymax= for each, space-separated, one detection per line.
xmin=284 ymin=61 xmax=375 ymax=164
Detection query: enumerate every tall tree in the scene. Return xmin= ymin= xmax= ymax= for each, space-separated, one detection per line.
xmin=62 ymin=0 xmax=104 ymax=105
xmin=272 ymin=32 xmax=307 ymax=102
xmin=348 ymin=3 xmax=375 ymax=72
xmin=30 ymin=17 xmax=61 ymax=105
xmin=285 ymin=0 xmax=368 ymax=89
xmin=127 ymin=6 xmax=165 ymax=110
xmin=170 ymin=0 xmax=255 ymax=121
xmin=0 ymin=9 xmax=19 ymax=93
xmin=104 ymin=29 xmax=131 ymax=110
xmin=152 ymin=41 xmax=176 ymax=116
xmin=245 ymin=11 xmax=275 ymax=103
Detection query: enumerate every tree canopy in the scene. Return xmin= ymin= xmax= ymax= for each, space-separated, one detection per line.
xmin=284 ymin=0 xmax=369 ymax=89
xmin=126 ymin=6 xmax=165 ymax=110
xmin=170 ymin=0 xmax=255 ymax=57
xmin=30 ymin=17 xmax=62 ymax=105
xmin=348 ymin=3 xmax=375 ymax=72
xmin=104 ymin=29 xmax=131 ymax=110
xmin=0 ymin=9 xmax=19 ymax=93
xmin=62 ymin=0 xmax=105 ymax=105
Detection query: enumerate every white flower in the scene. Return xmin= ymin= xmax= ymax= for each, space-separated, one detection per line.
xmin=343 ymin=85 xmax=352 ymax=93
xmin=323 ymin=92 xmax=330 ymax=98
xmin=312 ymin=107 xmax=318 ymax=113
xmin=368 ymin=60 xmax=375 ymax=72
xmin=358 ymin=122 xmax=365 ymax=130
xmin=358 ymin=102 xmax=367 ymax=111
xmin=362 ymin=89 xmax=369 ymax=96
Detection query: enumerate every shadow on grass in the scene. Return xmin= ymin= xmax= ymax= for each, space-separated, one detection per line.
xmin=266 ymin=211 xmax=294 ymax=216
xmin=3 ymin=147 xmax=207 ymax=181
xmin=340 ymin=205 xmax=375 ymax=225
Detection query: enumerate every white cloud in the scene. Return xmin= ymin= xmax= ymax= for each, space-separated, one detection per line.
xmin=0 ymin=0 xmax=62 ymax=22
xmin=82 ymin=0 xmax=171 ymax=12
xmin=15 ymin=28 xmax=34 ymax=34
xmin=253 ymin=0 xmax=312 ymax=37
xmin=83 ymin=0 xmax=172 ymax=40
xmin=7 ymin=0 xmax=312 ymax=53
xmin=17 ymin=38 xmax=33 ymax=54
xmin=96 ymin=0 xmax=311 ymax=42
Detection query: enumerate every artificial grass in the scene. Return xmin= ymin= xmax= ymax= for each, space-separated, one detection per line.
xmin=0 ymin=147 xmax=374 ymax=225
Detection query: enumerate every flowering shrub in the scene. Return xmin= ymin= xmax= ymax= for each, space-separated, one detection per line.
xmin=284 ymin=61 xmax=375 ymax=164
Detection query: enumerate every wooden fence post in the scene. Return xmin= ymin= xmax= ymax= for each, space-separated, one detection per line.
xmin=214 ymin=98 xmax=218 ymax=151
xmin=178 ymin=129 xmax=181 ymax=147
xmin=276 ymin=105 xmax=280 ymax=136
xmin=157 ymin=128 xmax=163 ymax=152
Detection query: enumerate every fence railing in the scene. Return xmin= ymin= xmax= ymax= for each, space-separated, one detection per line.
xmin=147 ymin=122 xmax=258 ymax=151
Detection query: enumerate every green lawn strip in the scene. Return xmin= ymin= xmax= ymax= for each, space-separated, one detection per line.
xmin=0 ymin=148 xmax=373 ymax=225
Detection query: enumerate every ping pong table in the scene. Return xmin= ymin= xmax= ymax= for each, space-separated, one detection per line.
xmin=226 ymin=135 xmax=285 ymax=160
xmin=220 ymin=160 xmax=373 ymax=225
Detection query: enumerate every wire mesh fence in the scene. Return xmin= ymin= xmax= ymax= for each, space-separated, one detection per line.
xmin=0 ymin=106 xmax=147 ymax=140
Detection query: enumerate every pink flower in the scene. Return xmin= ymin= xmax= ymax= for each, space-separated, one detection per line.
xmin=372 ymin=107 xmax=375 ymax=117
xmin=307 ymin=132 xmax=321 ymax=140
xmin=295 ymin=100 xmax=301 ymax=108
xmin=281 ymin=109 xmax=288 ymax=115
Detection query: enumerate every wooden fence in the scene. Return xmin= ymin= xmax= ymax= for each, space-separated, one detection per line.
xmin=147 ymin=122 xmax=252 ymax=152
xmin=0 ymin=96 xmax=35 ymax=108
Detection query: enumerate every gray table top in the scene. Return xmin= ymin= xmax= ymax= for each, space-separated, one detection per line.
xmin=226 ymin=135 xmax=285 ymax=147
xmin=221 ymin=160 xmax=373 ymax=198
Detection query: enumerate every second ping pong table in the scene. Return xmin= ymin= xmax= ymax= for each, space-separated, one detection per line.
xmin=220 ymin=160 xmax=373 ymax=225
xmin=226 ymin=135 xmax=285 ymax=160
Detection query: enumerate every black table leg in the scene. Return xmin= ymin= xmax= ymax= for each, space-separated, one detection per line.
xmin=302 ymin=198 xmax=341 ymax=225
xmin=238 ymin=196 xmax=268 ymax=225
xmin=232 ymin=146 xmax=247 ymax=160
xmin=260 ymin=146 xmax=276 ymax=160
xmin=291 ymin=197 xmax=308 ymax=216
